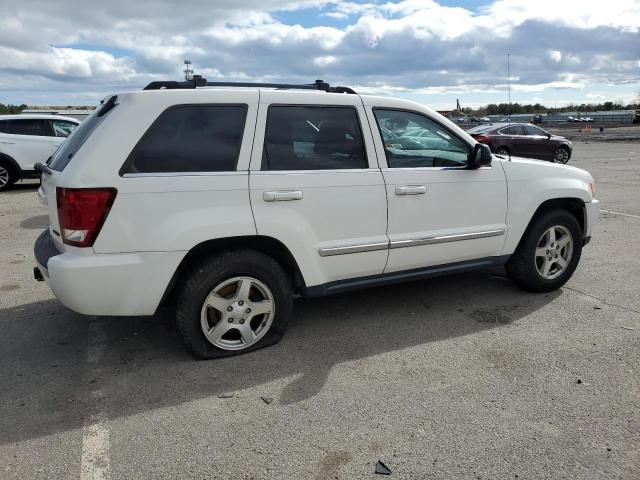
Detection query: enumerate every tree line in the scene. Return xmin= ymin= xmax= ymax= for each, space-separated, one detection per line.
xmin=0 ymin=103 xmax=28 ymax=114
xmin=462 ymin=100 xmax=640 ymax=116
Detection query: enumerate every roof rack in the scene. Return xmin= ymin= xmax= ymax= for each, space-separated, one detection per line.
xmin=143 ymin=76 xmax=356 ymax=94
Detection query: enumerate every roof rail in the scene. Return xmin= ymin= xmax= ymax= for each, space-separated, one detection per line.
xmin=143 ymin=76 xmax=356 ymax=94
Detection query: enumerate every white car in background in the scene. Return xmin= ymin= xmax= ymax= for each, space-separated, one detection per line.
xmin=0 ymin=114 xmax=80 ymax=191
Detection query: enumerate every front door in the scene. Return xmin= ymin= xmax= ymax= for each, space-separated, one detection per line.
xmin=366 ymin=106 xmax=508 ymax=274
xmin=249 ymin=91 xmax=388 ymax=288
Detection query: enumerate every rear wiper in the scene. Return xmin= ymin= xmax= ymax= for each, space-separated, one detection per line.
xmin=34 ymin=162 xmax=53 ymax=175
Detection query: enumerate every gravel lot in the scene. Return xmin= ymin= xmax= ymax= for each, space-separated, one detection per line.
xmin=1 ymin=142 xmax=638 ymax=479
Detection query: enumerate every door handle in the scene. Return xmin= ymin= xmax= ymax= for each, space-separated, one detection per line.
xmin=263 ymin=190 xmax=303 ymax=202
xmin=395 ymin=185 xmax=426 ymax=195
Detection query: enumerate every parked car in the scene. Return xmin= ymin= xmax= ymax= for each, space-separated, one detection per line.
xmin=466 ymin=123 xmax=573 ymax=163
xmin=34 ymin=78 xmax=598 ymax=359
xmin=0 ymin=115 xmax=80 ymax=191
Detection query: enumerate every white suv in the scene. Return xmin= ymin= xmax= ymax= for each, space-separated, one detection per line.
xmin=0 ymin=114 xmax=80 ymax=190
xmin=33 ymin=78 xmax=599 ymax=358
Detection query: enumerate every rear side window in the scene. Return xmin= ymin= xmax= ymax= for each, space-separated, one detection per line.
xmin=0 ymin=119 xmax=52 ymax=136
xmin=499 ymin=125 xmax=524 ymax=135
xmin=262 ymin=106 xmax=367 ymax=171
xmin=121 ymin=105 xmax=247 ymax=174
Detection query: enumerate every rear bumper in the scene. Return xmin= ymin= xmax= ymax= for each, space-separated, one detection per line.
xmin=34 ymin=229 xmax=185 ymax=316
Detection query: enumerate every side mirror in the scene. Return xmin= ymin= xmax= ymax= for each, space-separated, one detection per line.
xmin=546 ymin=133 xmax=552 ymax=139
xmin=469 ymin=143 xmax=493 ymax=168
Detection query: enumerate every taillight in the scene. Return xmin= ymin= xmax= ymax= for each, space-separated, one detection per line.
xmin=473 ymin=135 xmax=490 ymax=144
xmin=56 ymin=187 xmax=117 ymax=247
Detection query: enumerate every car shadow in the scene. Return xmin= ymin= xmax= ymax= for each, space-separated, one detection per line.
xmin=2 ymin=181 xmax=40 ymax=194
xmin=0 ymin=271 xmax=560 ymax=445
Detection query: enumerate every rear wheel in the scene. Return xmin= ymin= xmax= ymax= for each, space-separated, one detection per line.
xmin=175 ymin=249 xmax=293 ymax=359
xmin=553 ymin=146 xmax=570 ymax=164
xmin=0 ymin=161 xmax=17 ymax=191
xmin=506 ymin=210 xmax=582 ymax=292
xmin=496 ymin=147 xmax=510 ymax=156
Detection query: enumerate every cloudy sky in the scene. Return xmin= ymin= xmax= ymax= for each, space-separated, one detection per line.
xmin=0 ymin=0 xmax=638 ymax=109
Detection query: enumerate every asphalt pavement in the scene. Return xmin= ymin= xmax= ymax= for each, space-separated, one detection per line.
xmin=1 ymin=141 xmax=638 ymax=479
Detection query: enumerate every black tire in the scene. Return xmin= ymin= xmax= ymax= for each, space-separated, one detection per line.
xmin=0 ymin=160 xmax=17 ymax=192
xmin=175 ymin=249 xmax=293 ymax=359
xmin=496 ymin=146 xmax=510 ymax=156
xmin=553 ymin=146 xmax=571 ymax=164
xmin=505 ymin=209 xmax=583 ymax=292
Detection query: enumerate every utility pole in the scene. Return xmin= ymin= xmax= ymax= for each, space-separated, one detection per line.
xmin=184 ymin=60 xmax=193 ymax=81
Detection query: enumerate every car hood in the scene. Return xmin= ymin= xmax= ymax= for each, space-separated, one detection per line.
xmin=504 ymin=155 xmax=593 ymax=184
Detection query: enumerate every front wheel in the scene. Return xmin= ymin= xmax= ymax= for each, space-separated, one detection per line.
xmin=175 ymin=250 xmax=293 ymax=359
xmin=553 ymin=146 xmax=570 ymax=164
xmin=506 ymin=210 xmax=582 ymax=292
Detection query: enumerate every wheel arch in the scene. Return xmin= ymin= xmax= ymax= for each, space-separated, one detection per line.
xmin=0 ymin=153 xmax=20 ymax=173
xmin=513 ymin=197 xmax=585 ymax=253
xmin=159 ymin=235 xmax=306 ymax=307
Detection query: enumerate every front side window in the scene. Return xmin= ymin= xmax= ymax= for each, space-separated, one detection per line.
xmin=50 ymin=120 xmax=79 ymax=138
xmin=262 ymin=106 xmax=367 ymax=171
xmin=122 ymin=105 xmax=247 ymax=174
xmin=523 ymin=125 xmax=546 ymax=136
xmin=373 ymin=109 xmax=469 ymax=168
xmin=3 ymin=119 xmax=52 ymax=136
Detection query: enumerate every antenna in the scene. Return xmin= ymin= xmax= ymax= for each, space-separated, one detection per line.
xmin=183 ymin=60 xmax=193 ymax=81
xmin=507 ymin=53 xmax=512 ymax=160
xmin=507 ymin=53 xmax=511 ymax=124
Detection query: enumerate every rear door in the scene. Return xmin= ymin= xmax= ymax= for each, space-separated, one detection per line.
xmin=249 ymin=91 xmax=388 ymax=288
xmin=496 ymin=125 xmax=525 ymax=156
xmin=0 ymin=119 xmax=55 ymax=170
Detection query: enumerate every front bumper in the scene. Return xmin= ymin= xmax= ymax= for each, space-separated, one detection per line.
xmin=34 ymin=229 xmax=184 ymax=316
xmin=584 ymin=199 xmax=599 ymax=242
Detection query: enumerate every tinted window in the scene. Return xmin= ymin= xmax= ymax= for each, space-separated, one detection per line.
xmin=0 ymin=121 xmax=9 ymax=133
xmin=373 ymin=109 xmax=469 ymax=168
xmin=122 ymin=105 xmax=247 ymax=174
xmin=50 ymin=120 xmax=79 ymax=138
xmin=467 ymin=124 xmax=495 ymax=134
xmin=262 ymin=106 xmax=367 ymax=171
xmin=1 ymin=119 xmax=52 ymax=136
xmin=500 ymin=125 xmax=525 ymax=135
xmin=524 ymin=125 xmax=546 ymax=136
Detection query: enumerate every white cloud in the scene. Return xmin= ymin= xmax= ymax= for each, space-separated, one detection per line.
xmin=0 ymin=0 xmax=638 ymax=105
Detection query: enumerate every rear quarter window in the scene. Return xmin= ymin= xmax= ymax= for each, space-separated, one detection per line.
xmin=49 ymin=99 xmax=116 ymax=171
xmin=120 ymin=104 xmax=247 ymax=175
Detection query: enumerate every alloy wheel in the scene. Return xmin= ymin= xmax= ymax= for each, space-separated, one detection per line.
xmin=554 ymin=148 xmax=569 ymax=163
xmin=535 ymin=225 xmax=573 ymax=280
xmin=0 ymin=165 xmax=9 ymax=188
xmin=200 ymin=276 xmax=275 ymax=351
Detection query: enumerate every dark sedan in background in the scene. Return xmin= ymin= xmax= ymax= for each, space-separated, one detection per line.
xmin=467 ymin=123 xmax=573 ymax=163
